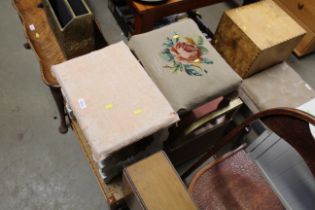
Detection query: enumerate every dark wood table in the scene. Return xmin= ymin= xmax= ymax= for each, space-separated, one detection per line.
xmin=131 ymin=0 xmax=227 ymax=34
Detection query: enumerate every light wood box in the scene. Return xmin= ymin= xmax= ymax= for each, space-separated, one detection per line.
xmin=122 ymin=151 xmax=197 ymax=210
xmin=213 ymin=0 xmax=305 ymax=78
xmin=273 ymin=0 xmax=315 ymax=56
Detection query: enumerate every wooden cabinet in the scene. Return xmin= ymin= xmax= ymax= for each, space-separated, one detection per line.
xmin=274 ymin=0 xmax=315 ymax=56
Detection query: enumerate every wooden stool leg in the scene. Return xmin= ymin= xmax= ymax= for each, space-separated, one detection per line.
xmin=50 ymin=87 xmax=68 ymax=134
xmin=23 ymin=42 xmax=31 ymax=49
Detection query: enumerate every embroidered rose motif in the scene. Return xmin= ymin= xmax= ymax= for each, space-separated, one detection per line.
xmin=160 ymin=33 xmax=213 ymax=76
xmin=171 ymin=42 xmax=202 ymax=63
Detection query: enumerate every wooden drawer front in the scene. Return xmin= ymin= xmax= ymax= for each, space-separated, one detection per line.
xmin=279 ymin=0 xmax=315 ymax=32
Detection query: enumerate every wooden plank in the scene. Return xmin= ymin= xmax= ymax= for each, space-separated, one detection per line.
xmin=71 ymin=121 xmax=125 ymax=209
xmin=123 ymin=151 xmax=197 ymax=210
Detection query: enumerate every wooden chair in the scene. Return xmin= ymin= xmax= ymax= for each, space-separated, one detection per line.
xmin=184 ymin=108 xmax=315 ymax=209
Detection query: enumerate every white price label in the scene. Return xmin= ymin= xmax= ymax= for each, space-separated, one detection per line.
xmin=29 ymin=24 xmax=35 ymax=31
xmin=78 ymin=98 xmax=87 ymax=109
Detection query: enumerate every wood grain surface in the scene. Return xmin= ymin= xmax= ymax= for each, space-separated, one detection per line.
xmin=130 ymin=0 xmax=226 ymax=34
xmin=273 ymin=0 xmax=315 ymax=56
xmin=124 ymin=151 xmax=197 ymax=210
xmin=214 ymin=0 xmax=305 ymax=78
xmin=131 ymin=0 xmax=181 ymax=13
xmin=12 ymin=0 xmax=66 ymax=87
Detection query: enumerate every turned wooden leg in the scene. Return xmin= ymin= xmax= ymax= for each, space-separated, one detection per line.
xmin=50 ymin=87 xmax=68 ymax=134
xmin=23 ymin=42 xmax=31 ymax=49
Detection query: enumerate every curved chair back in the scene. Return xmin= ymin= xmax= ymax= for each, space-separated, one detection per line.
xmin=182 ymin=108 xmax=315 ymax=179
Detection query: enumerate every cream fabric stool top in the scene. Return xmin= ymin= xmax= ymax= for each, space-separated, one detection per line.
xmin=239 ymin=62 xmax=315 ymax=113
xmin=52 ymin=42 xmax=179 ymax=161
xmin=129 ymin=19 xmax=242 ymax=112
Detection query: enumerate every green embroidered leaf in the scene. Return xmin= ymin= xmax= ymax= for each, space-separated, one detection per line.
xmin=173 ymin=65 xmax=180 ymax=73
xmin=184 ymin=65 xmax=203 ymax=76
xmin=199 ymin=46 xmax=209 ymax=55
xmin=197 ymin=36 xmax=204 ymax=46
xmin=160 ymin=48 xmax=174 ymax=61
xmin=178 ymin=64 xmax=184 ymax=72
xmin=202 ymin=58 xmax=213 ymax=64
xmin=162 ymin=48 xmax=169 ymax=53
xmin=160 ymin=52 xmax=173 ymax=62
xmin=177 ymin=63 xmax=185 ymax=72
xmin=163 ymin=37 xmax=174 ymax=47
xmin=172 ymin=62 xmax=184 ymax=73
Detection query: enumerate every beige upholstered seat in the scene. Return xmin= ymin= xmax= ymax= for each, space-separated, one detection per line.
xmin=129 ymin=19 xmax=241 ymax=112
xmin=52 ymin=42 xmax=179 ymax=161
xmin=239 ymin=62 xmax=315 ymax=113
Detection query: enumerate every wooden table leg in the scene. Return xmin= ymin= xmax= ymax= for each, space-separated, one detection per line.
xmin=134 ymin=13 xmax=156 ymax=34
xmin=49 ymin=87 xmax=68 ymax=134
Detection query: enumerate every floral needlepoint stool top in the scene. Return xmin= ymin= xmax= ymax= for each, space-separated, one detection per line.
xmin=161 ymin=33 xmax=213 ymax=76
xmin=129 ymin=19 xmax=241 ymax=111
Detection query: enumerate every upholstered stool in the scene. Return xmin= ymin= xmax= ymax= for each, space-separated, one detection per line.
xmin=128 ymin=19 xmax=242 ymax=164
xmin=239 ymin=62 xmax=315 ymax=113
xmin=129 ymin=18 xmax=241 ymax=112
xmin=52 ymin=42 xmax=179 ymax=181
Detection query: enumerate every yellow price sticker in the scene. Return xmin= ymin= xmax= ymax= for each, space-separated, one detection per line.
xmin=105 ymin=103 xmax=113 ymax=110
xmin=133 ymin=108 xmax=142 ymax=116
